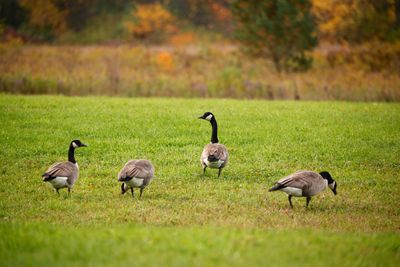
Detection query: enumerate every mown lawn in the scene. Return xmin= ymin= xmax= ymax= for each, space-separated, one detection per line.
xmin=0 ymin=94 xmax=399 ymax=266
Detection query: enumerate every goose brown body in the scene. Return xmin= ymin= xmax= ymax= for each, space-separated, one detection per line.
xmin=118 ymin=159 xmax=155 ymax=198
xmin=43 ymin=161 xmax=79 ymax=190
xmin=201 ymin=143 xmax=228 ymax=169
xmin=42 ymin=140 xmax=87 ymax=195
xmin=269 ymin=170 xmax=337 ymax=208
xmin=198 ymin=112 xmax=228 ymax=177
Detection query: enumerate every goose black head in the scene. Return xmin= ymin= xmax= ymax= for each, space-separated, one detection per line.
xmin=121 ymin=183 xmax=127 ymax=194
xmin=320 ymin=171 xmax=337 ymax=195
xmin=71 ymin=140 xmax=87 ymax=148
xmin=198 ymin=112 xmax=214 ymax=121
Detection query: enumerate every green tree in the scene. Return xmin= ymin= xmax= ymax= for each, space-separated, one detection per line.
xmin=231 ymin=0 xmax=317 ymax=72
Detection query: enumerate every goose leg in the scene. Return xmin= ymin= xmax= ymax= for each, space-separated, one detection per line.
xmin=56 ymin=189 xmax=60 ymax=196
xmin=130 ymin=187 xmax=134 ymax=198
xmin=202 ymin=166 xmax=207 ymax=176
xmin=218 ymin=168 xmax=222 ymax=177
xmin=306 ymin=197 xmax=312 ymax=207
xmin=139 ymin=188 xmax=144 ymax=199
xmin=68 ymin=188 xmax=71 ymax=197
xmin=288 ymin=195 xmax=293 ymax=208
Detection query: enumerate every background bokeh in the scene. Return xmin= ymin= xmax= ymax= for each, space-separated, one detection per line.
xmin=1 ymin=0 xmax=399 ymax=100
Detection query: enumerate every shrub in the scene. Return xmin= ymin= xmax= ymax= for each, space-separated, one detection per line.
xmin=124 ymin=3 xmax=178 ymax=43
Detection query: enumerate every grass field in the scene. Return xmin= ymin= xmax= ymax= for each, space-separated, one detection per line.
xmin=0 ymin=94 xmax=399 ymax=266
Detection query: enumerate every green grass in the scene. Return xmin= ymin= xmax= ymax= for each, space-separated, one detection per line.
xmin=1 ymin=224 xmax=399 ymax=267
xmin=0 ymin=94 xmax=399 ymax=266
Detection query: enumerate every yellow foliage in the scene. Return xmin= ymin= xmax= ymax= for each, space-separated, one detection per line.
xmin=312 ymin=0 xmax=357 ymax=41
xmin=156 ymin=52 xmax=175 ymax=72
xmin=312 ymin=0 xmax=398 ymax=42
xmin=125 ymin=3 xmax=177 ymax=39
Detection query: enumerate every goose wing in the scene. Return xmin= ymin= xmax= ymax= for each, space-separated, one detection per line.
xmin=276 ymin=171 xmax=319 ymax=190
xmin=42 ymin=161 xmax=77 ymax=184
xmin=118 ymin=160 xmax=154 ymax=181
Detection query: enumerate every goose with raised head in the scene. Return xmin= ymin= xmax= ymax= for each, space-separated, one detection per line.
xmin=42 ymin=140 xmax=87 ymax=196
xmin=118 ymin=159 xmax=155 ymax=199
xmin=269 ymin=171 xmax=337 ymax=208
xmin=198 ymin=112 xmax=228 ymax=177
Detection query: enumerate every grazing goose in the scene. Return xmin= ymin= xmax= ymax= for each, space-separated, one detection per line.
xmin=198 ymin=112 xmax=228 ymax=177
xmin=118 ymin=159 xmax=155 ymax=199
xmin=269 ymin=171 xmax=337 ymax=208
xmin=42 ymin=140 xmax=87 ymax=196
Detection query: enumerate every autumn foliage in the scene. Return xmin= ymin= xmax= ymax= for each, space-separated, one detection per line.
xmin=19 ymin=0 xmax=68 ymax=38
xmin=312 ymin=0 xmax=400 ymax=43
xmin=124 ymin=3 xmax=178 ymax=42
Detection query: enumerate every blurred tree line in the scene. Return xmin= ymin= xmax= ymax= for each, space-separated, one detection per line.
xmin=232 ymin=0 xmax=400 ymax=71
xmin=0 ymin=0 xmax=131 ymax=40
xmin=1 ymin=0 xmax=399 ymax=72
xmin=0 ymin=0 xmax=231 ymax=41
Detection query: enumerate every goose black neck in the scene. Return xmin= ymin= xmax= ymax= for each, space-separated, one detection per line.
xmin=210 ymin=117 xmax=219 ymax=144
xmin=68 ymin=144 xmax=76 ymax=163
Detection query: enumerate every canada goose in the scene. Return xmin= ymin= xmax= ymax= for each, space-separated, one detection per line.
xmin=269 ymin=171 xmax=337 ymax=208
xmin=42 ymin=140 xmax=87 ymax=196
xmin=118 ymin=159 xmax=155 ymax=199
xmin=198 ymin=112 xmax=228 ymax=177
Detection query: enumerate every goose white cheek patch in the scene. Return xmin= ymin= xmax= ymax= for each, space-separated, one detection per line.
xmin=329 ymin=182 xmax=336 ymax=190
xmin=205 ymin=114 xmax=213 ymax=121
xmin=72 ymin=142 xmax=78 ymax=148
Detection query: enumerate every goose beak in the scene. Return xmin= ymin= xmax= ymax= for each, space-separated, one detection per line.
xmin=81 ymin=143 xmax=87 ymax=147
xmin=332 ymin=188 xmax=337 ymax=195
xmin=198 ymin=116 xmax=203 ymax=119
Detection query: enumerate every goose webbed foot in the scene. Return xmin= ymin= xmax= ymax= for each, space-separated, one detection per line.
xmin=218 ymin=168 xmax=222 ymax=177
xmin=68 ymin=188 xmax=71 ymax=197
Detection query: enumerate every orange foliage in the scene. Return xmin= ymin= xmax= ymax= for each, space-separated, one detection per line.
xmin=125 ymin=3 xmax=177 ymax=40
xmin=169 ymin=32 xmax=196 ymax=46
xmin=209 ymin=2 xmax=231 ymax=22
xmin=156 ymin=51 xmax=175 ymax=72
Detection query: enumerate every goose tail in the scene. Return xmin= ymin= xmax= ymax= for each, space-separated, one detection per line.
xmin=269 ymin=183 xmax=284 ymax=192
xmin=207 ymin=155 xmax=218 ymax=162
